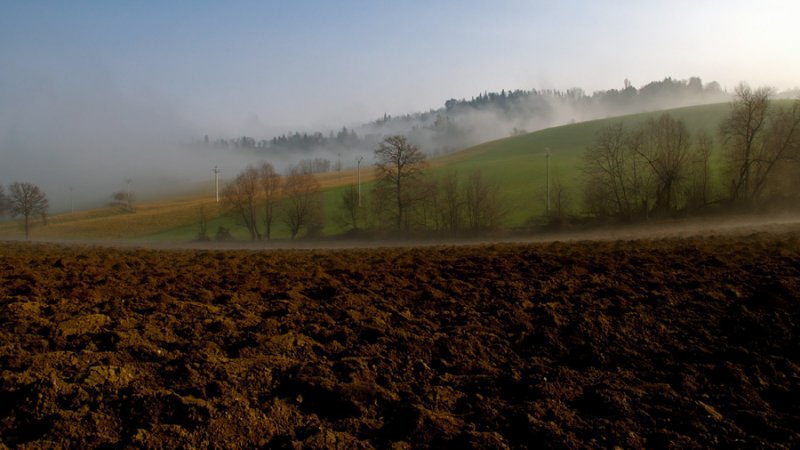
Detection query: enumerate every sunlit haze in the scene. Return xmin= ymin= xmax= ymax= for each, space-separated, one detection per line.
xmin=1 ymin=0 xmax=798 ymax=209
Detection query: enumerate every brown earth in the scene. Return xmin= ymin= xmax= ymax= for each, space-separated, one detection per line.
xmin=1 ymin=231 xmax=799 ymax=448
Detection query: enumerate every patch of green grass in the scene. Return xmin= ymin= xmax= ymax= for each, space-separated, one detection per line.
xmin=423 ymin=103 xmax=735 ymax=226
xmin=12 ymin=102 xmax=748 ymax=242
xmin=148 ymin=102 xmax=738 ymax=240
xmin=145 ymin=186 xmax=356 ymax=242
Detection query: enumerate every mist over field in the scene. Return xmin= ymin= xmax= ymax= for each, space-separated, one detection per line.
xmin=2 ymin=2 xmax=798 ymax=215
xmin=0 ymin=73 xmax=731 ymax=213
xmin=355 ymin=78 xmax=733 ymax=154
xmin=0 ymin=78 xmax=257 ymax=212
xmin=3 ymin=4 xmax=800 ymax=448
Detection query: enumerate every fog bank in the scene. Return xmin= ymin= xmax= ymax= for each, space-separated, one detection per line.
xmin=0 ymin=76 xmax=735 ymax=213
xmin=0 ymin=78 xmax=261 ymax=212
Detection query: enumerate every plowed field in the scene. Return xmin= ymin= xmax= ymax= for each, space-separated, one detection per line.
xmin=1 ymin=232 xmax=799 ymax=448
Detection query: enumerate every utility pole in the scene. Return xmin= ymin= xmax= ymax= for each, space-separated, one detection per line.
xmin=356 ymin=156 xmax=364 ymax=207
xmin=545 ymin=147 xmax=551 ymax=216
xmin=213 ymin=166 xmax=220 ymax=202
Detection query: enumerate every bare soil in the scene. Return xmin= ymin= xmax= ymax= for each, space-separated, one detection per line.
xmin=1 ymin=230 xmax=799 ymax=448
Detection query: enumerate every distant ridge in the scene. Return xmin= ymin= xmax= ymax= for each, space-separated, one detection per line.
xmin=201 ymin=76 xmax=732 ymax=160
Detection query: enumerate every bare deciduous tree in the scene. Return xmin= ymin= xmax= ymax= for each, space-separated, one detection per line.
xmin=622 ymin=129 xmax=653 ymax=217
xmin=8 ymin=181 xmax=49 ymax=240
xmin=338 ymin=185 xmax=365 ymax=232
xmin=258 ymin=162 xmax=282 ymax=240
xmin=765 ymin=100 xmax=800 ymax=201
xmin=721 ymin=87 xmax=800 ymax=206
xmin=196 ymin=204 xmax=211 ymax=241
xmin=464 ymin=169 xmax=504 ymax=233
xmin=412 ymin=176 xmax=441 ymax=232
xmin=582 ymin=173 xmax=615 ymax=220
xmin=635 ymin=113 xmax=693 ymax=214
xmin=751 ymin=99 xmax=800 ymax=200
xmin=374 ymin=135 xmax=427 ymax=230
xmin=295 ymin=158 xmax=332 ymax=174
xmin=685 ymin=131 xmax=714 ymax=211
xmin=222 ymin=166 xmax=261 ymax=240
xmin=719 ymin=84 xmax=773 ymax=205
xmin=109 ymin=190 xmax=136 ymax=213
xmin=584 ymin=116 xmax=694 ymax=219
xmin=282 ymin=167 xmax=322 ymax=239
xmin=583 ymin=123 xmax=643 ymax=220
xmin=543 ymin=176 xmax=572 ymax=227
xmin=437 ymin=171 xmax=463 ymax=233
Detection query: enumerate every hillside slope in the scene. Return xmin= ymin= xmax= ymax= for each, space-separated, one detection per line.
xmin=427 ymin=103 xmax=732 ymax=225
xmin=0 ymin=103 xmax=735 ymax=241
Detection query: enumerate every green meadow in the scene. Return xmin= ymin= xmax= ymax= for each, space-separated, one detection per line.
xmin=424 ymin=102 xmax=732 ymax=226
xmin=1 ymin=102 xmax=749 ymax=242
xmin=144 ymin=103 xmax=735 ymax=241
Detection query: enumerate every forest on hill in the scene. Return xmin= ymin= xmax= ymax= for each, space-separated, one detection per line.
xmin=203 ymin=77 xmax=734 ymax=163
xmin=3 ymin=78 xmax=798 ymax=242
xmin=208 ymin=85 xmax=799 ymax=242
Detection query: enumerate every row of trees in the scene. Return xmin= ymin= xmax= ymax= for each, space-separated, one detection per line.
xmin=721 ymin=86 xmax=800 ymax=206
xmin=221 ymin=136 xmax=507 ymax=240
xmin=0 ymin=182 xmax=49 ymax=240
xmin=221 ymin=162 xmax=322 ymax=240
xmin=443 ymin=77 xmax=726 ymax=116
xmin=583 ymin=114 xmax=713 ymax=219
xmin=220 ymin=84 xmax=799 ymax=239
xmin=365 ymin=136 xmax=505 ymax=233
xmin=204 ymin=126 xmax=368 ymax=155
xmin=203 ymin=77 xmax=739 ymax=159
xmin=582 ymin=84 xmax=800 ymax=221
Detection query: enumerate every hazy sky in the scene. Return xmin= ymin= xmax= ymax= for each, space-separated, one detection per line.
xmin=3 ymin=0 xmax=798 ymax=135
xmin=1 ymin=0 xmax=799 ymax=209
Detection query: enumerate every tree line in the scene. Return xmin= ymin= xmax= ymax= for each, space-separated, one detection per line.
xmin=219 ymin=135 xmax=507 ymax=240
xmin=206 ymin=126 xmax=364 ymax=155
xmin=582 ymin=84 xmax=800 ymax=221
xmin=7 ymin=83 xmax=792 ymax=242
xmin=220 ymin=84 xmax=799 ymax=240
xmin=365 ymin=136 xmax=505 ymax=234
xmin=201 ymin=76 xmax=740 ymax=159
xmin=218 ymin=161 xmax=322 ymax=240
xmin=443 ymin=77 xmax=725 ymax=116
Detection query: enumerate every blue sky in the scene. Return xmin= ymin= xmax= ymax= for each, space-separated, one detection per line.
xmin=3 ymin=0 xmax=798 ymax=136
xmin=1 ymin=1 xmax=799 ymax=209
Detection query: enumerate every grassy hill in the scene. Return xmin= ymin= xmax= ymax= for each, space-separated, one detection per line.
xmin=424 ymin=102 xmax=732 ymax=225
xmin=0 ymin=102 xmax=737 ymax=242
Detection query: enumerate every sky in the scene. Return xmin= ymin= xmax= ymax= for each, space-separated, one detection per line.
xmin=1 ymin=0 xmax=799 ymax=209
